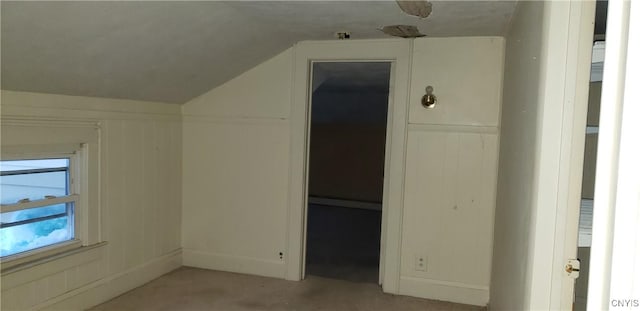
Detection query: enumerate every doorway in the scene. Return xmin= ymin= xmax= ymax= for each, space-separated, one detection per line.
xmin=304 ymin=62 xmax=391 ymax=283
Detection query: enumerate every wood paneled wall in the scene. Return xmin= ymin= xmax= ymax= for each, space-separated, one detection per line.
xmin=0 ymin=90 xmax=182 ymax=310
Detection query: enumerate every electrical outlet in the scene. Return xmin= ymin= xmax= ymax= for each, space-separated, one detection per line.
xmin=415 ymin=254 xmax=427 ymax=272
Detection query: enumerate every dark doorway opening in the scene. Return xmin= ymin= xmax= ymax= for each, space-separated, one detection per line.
xmin=305 ymin=62 xmax=391 ymax=283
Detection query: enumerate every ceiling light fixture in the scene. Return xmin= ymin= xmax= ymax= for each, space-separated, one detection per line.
xmin=396 ymin=0 xmax=433 ymax=19
xmin=380 ymin=25 xmax=426 ymax=38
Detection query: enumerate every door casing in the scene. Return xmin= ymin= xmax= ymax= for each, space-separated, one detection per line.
xmin=285 ymin=39 xmax=412 ymax=295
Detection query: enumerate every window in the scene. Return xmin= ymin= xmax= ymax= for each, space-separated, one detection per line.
xmin=1 ymin=158 xmax=79 ymax=258
xmin=1 ymin=120 xmax=101 ymax=269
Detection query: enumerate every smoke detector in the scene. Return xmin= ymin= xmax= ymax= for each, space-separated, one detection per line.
xmin=380 ymin=25 xmax=426 ymax=38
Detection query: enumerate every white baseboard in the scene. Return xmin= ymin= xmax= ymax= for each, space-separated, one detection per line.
xmin=183 ymin=249 xmax=285 ymax=279
xmin=398 ymin=276 xmax=489 ymax=307
xmin=33 ymin=249 xmax=182 ymax=311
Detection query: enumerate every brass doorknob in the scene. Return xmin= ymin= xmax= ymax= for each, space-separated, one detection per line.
xmin=565 ymin=263 xmax=580 ymax=273
xmin=421 ymin=85 xmax=437 ymax=108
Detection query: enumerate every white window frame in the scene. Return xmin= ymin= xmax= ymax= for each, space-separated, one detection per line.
xmin=0 ymin=119 xmax=101 ymax=271
xmin=0 ymin=148 xmax=85 ymax=268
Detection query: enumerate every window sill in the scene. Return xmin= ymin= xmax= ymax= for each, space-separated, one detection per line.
xmin=1 ymin=240 xmax=82 ymax=271
xmin=1 ymin=241 xmax=107 ymax=280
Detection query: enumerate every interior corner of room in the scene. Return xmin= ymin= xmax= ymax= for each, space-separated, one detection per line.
xmin=1 ymin=0 xmax=638 ymax=310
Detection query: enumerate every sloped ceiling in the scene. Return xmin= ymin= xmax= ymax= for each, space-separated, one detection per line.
xmin=1 ymin=1 xmax=517 ymax=104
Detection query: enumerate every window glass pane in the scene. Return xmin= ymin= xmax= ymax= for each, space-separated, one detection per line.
xmin=0 ymin=213 xmax=73 ymax=257
xmin=0 ymin=158 xmax=74 ymax=257
xmin=0 ymin=159 xmax=69 ymax=205
xmin=0 ymin=171 xmax=68 ymax=204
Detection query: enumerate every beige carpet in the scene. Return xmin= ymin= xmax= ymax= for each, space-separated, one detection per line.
xmin=90 ymin=267 xmax=485 ymax=311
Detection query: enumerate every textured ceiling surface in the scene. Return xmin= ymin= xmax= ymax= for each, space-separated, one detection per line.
xmin=1 ymin=1 xmax=517 ymax=104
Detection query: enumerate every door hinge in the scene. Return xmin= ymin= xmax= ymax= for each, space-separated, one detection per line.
xmin=565 ymin=259 xmax=580 ymax=279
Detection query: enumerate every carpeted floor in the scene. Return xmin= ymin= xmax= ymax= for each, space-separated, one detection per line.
xmin=305 ymin=204 xmax=381 ymax=283
xmin=89 ymin=267 xmax=485 ymax=311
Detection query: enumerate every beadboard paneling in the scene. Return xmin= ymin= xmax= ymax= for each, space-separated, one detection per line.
xmin=0 ymin=91 xmax=182 ymax=311
xmin=400 ymin=129 xmax=499 ymax=305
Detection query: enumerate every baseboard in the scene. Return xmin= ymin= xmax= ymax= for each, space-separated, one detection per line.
xmin=183 ymin=249 xmax=285 ymax=279
xmin=33 ymin=249 xmax=182 ymax=311
xmin=308 ymin=196 xmax=382 ymax=211
xmin=398 ymin=276 xmax=489 ymax=307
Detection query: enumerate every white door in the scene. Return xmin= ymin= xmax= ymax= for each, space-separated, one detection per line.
xmin=588 ymin=1 xmax=640 ymax=309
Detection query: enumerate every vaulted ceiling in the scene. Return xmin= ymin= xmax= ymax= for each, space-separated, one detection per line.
xmin=1 ymin=1 xmax=517 ymax=104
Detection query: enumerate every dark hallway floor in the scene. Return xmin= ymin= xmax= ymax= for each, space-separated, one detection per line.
xmin=305 ymin=204 xmax=381 ymax=283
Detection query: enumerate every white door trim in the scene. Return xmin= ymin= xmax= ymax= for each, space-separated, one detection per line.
xmin=553 ymin=1 xmax=596 ymax=309
xmin=526 ymin=1 xmax=595 ymax=309
xmin=285 ymin=39 xmax=412 ymax=295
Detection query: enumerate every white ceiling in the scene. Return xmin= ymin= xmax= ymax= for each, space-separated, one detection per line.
xmin=1 ymin=1 xmax=517 ymax=104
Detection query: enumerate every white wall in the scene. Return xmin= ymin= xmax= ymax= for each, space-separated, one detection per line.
xmin=0 ymin=90 xmax=182 ymax=310
xmin=181 ymin=49 xmax=293 ymax=278
xmin=399 ymin=37 xmax=503 ymax=306
xmin=490 ymin=1 xmax=597 ymax=309
xmin=408 ymin=38 xmax=503 ymax=127
xmin=489 ymin=3 xmax=545 ymax=309
xmin=181 ymin=38 xmax=504 ymax=306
